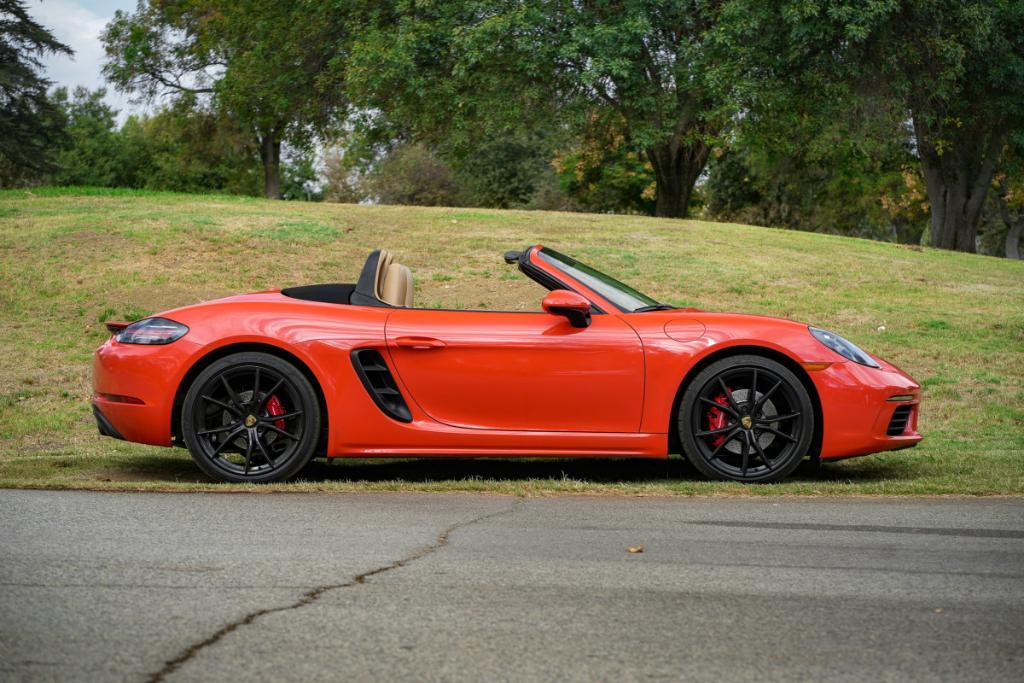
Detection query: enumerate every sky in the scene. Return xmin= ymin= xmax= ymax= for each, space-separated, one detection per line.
xmin=28 ymin=0 xmax=141 ymax=118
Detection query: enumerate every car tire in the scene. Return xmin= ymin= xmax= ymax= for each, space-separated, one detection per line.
xmin=678 ymin=354 xmax=814 ymax=483
xmin=182 ymin=352 xmax=321 ymax=483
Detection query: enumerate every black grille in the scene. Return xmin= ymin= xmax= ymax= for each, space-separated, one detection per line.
xmin=351 ymin=349 xmax=412 ymax=422
xmin=886 ymin=405 xmax=913 ymax=436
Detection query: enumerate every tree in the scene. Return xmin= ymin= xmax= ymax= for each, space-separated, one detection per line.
xmin=121 ymin=102 xmax=262 ymax=195
xmin=281 ymin=150 xmax=323 ymax=201
xmin=102 ymin=0 xmax=350 ymax=198
xmin=704 ymin=111 xmax=927 ymax=243
xmin=322 ymin=144 xmax=367 ymax=203
xmin=992 ymin=181 xmax=1023 ymax=260
xmin=452 ymin=133 xmax=558 ymax=209
xmin=717 ymin=0 xmax=1024 ymax=253
xmin=0 ymin=0 xmax=71 ymax=185
xmin=895 ymin=2 xmax=1022 ymax=253
xmin=553 ymin=116 xmax=657 ymax=215
xmin=348 ymin=1 xmax=730 ymax=218
xmin=991 ymin=144 xmax=1024 ymax=259
xmin=46 ymin=90 xmax=261 ymax=193
xmin=51 ymin=87 xmax=122 ymax=187
xmin=368 ymin=143 xmax=464 ymax=207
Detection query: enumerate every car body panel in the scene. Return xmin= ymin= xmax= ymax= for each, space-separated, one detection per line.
xmin=385 ymin=309 xmax=644 ymax=432
xmin=92 ymin=245 xmax=922 ymax=464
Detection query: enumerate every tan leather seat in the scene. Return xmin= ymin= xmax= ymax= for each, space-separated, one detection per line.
xmin=373 ymin=249 xmax=414 ymax=307
xmin=381 ymin=263 xmax=414 ymax=307
xmin=373 ymin=249 xmax=394 ymax=300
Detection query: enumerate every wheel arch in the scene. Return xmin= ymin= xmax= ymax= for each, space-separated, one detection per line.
xmin=171 ymin=342 xmax=329 ymax=455
xmin=667 ymin=344 xmax=823 ymax=460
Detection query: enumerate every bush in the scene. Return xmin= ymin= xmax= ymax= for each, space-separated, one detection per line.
xmin=368 ymin=143 xmax=464 ymax=207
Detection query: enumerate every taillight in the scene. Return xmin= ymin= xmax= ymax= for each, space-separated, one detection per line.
xmin=114 ymin=317 xmax=189 ymax=345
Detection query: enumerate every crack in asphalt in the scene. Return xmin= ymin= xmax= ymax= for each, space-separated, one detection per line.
xmin=148 ymin=499 xmax=523 ymax=682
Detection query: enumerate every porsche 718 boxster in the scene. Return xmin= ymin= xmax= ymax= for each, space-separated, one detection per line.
xmin=92 ymin=245 xmax=922 ymax=483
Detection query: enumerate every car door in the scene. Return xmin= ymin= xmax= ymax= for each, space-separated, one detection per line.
xmin=384 ymin=309 xmax=645 ymax=432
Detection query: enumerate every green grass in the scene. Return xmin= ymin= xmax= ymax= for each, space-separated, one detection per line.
xmin=1 ymin=187 xmax=1022 ymax=495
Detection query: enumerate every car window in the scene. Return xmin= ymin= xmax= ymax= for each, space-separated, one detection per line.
xmin=536 ymin=248 xmax=661 ymax=312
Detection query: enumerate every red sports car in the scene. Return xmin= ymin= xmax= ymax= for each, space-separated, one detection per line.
xmin=92 ymin=245 xmax=922 ymax=483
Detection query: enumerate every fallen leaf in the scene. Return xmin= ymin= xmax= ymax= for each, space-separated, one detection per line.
xmin=626 ymin=545 xmax=644 ymax=554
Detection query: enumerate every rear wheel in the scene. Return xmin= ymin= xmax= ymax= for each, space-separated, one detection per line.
xmin=678 ymin=355 xmax=813 ymax=483
xmin=182 ymin=352 xmax=321 ymax=483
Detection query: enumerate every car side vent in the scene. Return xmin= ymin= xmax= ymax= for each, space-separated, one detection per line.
xmin=351 ymin=349 xmax=412 ymax=423
xmin=886 ymin=405 xmax=912 ymax=436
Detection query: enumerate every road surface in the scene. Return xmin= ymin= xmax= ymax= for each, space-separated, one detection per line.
xmin=1 ymin=491 xmax=1022 ymax=681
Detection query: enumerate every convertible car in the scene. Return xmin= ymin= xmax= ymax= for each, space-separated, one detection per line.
xmin=92 ymin=245 xmax=921 ymax=483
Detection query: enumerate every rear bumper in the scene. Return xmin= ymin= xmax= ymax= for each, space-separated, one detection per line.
xmin=92 ymin=404 xmax=125 ymax=440
xmin=813 ymin=360 xmax=923 ymax=460
xmin=92 ymin=337 xmax=201 ymax=447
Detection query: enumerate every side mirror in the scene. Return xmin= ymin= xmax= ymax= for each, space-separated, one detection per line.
xmin=542 ymin=290 xmax=592 ymax=328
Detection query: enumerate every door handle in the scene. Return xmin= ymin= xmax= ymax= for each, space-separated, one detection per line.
xmin=394 ymin=336 xmax=446 ymax=350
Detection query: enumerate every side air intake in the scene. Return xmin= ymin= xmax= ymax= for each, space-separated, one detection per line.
xmin=351 ymin=349 xmax=412 ymax=423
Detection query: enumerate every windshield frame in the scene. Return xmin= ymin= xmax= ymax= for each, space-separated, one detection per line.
xmin=535 ymin=247 xmax=665 ymax=313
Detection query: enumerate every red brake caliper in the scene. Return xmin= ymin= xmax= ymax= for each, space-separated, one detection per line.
xmin=265 ymin=394 xmax=286 ymax=430
xmin=706 ymin=392 xmax=731 ymax=447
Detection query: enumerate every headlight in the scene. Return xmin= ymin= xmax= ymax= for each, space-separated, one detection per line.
xmin=808 ymin=326 xmax=880 ymax=368
xmin=115 ymin=317 xmax=189 ymax=345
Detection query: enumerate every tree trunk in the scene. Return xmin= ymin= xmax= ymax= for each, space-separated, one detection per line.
xmin=913 ymin=115 xmax=1003 ymax=253
xmin=996 ymin=186 xmax=1024 ymax=260
xmin=259 ymin=131 xmax=282 ymax=199
xmin=645 ymin=137 xmax=710 ymax=219
xmin=1006 ymin=220 xmax=1023 ymax=260
xmin=918 ymin=156 xmax=991 ymax=253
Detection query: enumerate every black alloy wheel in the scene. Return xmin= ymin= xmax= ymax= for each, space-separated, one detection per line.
xmin=182 ymin=352 xmax=320 ymax=483
xmin=678 ymin=355 xmax=814 ymax=483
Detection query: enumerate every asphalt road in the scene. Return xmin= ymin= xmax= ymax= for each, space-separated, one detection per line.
xmin=1 ymin=491 xmax=1022 ymax=682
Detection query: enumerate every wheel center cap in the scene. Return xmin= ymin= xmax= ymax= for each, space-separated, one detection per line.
xmin=741 ymin=415 xmax=753 ymax=430
xmin=245 ymin=415 xmax=257 ymax=428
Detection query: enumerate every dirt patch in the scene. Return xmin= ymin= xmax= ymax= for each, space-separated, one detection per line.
xmin=53 ymin=229 xmax=136 ymax=253
xmin=88 ymin=468 xmax=178 ymax=483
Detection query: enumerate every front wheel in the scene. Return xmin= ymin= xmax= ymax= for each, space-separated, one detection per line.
xmin=182 ymin=352 xmax=321 ymax=483
xmin=678 ymin=355 xmax=814 ymax=483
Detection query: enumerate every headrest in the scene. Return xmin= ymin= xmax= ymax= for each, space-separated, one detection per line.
xmin=351 ymin=249 xmax=388 ymax=307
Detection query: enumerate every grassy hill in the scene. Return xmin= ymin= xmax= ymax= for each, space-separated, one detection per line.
xmin=1 ymin=187 xmax=1021 ymax=494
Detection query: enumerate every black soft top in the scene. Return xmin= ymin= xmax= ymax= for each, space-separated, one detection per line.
xmin=280 ymin=283 xmax=356 ymax=305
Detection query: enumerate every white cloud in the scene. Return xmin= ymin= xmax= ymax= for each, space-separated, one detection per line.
xmin=28 ymin=0 xmax=140 ymax=119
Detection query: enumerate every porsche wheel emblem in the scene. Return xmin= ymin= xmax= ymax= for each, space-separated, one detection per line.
xmin=245 ymin=415 xmax=257 ymax=428
xmin=741 ymin=415 xmax=753 ymax=430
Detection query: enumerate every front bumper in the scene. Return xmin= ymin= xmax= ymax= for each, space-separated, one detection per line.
xmin=812 ymin=360 xmax=923 ymax=460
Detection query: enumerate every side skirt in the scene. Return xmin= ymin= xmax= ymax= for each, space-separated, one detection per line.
xmin=329 ymin=431 xmax=668 ymax=458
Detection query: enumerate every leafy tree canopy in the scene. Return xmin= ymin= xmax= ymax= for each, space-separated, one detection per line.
xmin=0 ymin=0 xmax=71 ymax=185
xmin=47 ymin=88 xmax=261 ymax=195
xmin=704 ymin=102 xmax=926 ymax=243
xmin=51 ymin=87 xmax=121 ymax=187
xmin=715 ymin=0 xmax=1024 ymax=252
xmin=347 ymin=0 xmax=733 ymax=218
xmin=102 ymin=0 xmax=352 ymax=198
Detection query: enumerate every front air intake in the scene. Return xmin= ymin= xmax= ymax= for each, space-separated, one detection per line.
xmin=886 ymin=405 xmax=913 ymax=436
xmin=351 ymin=349 xmax=412 ymax=422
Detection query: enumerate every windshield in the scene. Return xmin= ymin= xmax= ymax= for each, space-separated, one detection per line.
xmin=536 ymin=247 xmax=666 ymax=313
